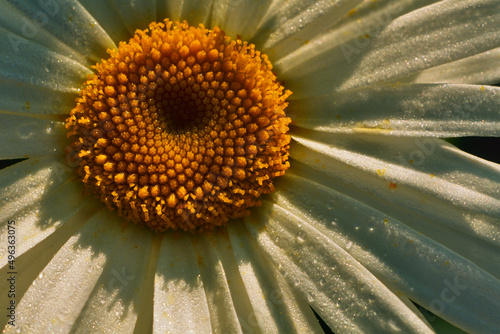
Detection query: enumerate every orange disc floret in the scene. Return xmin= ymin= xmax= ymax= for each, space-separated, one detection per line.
xmin=65 ymin=19 xmax=291 ymax=232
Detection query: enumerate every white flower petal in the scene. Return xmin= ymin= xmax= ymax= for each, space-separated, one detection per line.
xmin=1 ymin=209 xmax=93 ymax=332
xmin=0 ymin=3 xmax=81 ymax=66
xmin=0 ymin=0 xmax=115 ymax=66
xmin=0 ymin=28 xmax=91 ymax=92
xmin=289 ymin=84 xmax=500 ymax=137
xmin=339 ymin=0 xmax=500 ymax=90
xmin=154 ymin=232 xmax=212 ymax=333
xmin=227 ymin=223 xmax=329 ymax=333
xmin=0 ymin=157 xmax=92 ymax=269
xmin=9 ymin=209 xmax=122 ymax=333
xmin=0 ymin=80 xmax=77 ymax=115
xmin=208 ymin=230 xmax=268 ymax=333
xmin=189 ymin=233 xmax=244 ymax=333
xmin=290 ymin=131 xmax=500 ymax=278
xmin=405 ymin=47 xmax=500 ymax=85
xmin=274 ymin=0 xmax=440 ymax=85
xmin=155 ymin=225 xmax=323 ymax=334
xmin=270 ymin=172 xmax=500 ymax=333
xmin=0 ymin=158 xmax=102 ymax=331
xmin=255 ymin=0 xmax=363 ymax=59
xmin=132 ymin=235 xmax=160 ymax=334
xmin=77 ymin=0 xmax=131 ymax=43
xmin=0 ymin=11 xmax=92 ymax=115
xmin=157 ymin=0 xmax=213 ymax=26
xmin=71 ymin=223 xmax=154 ymax=333
xmin=279 ymin=0 xmax=500 ymax=97
xmin=106 ymin=0 xmax=157 ymax=35
xmin=246 ymin=201 xmax=434 ymax=333
xmin=211 ymin=0 xmax=273 ymax=41
xmin=0 ymin=114 xmax=66 ymax=159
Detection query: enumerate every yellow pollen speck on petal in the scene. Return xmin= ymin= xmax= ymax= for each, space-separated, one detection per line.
xmin=66 ymin=19 xmax=291 ymax=232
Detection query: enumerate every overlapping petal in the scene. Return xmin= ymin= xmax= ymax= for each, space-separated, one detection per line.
xmin=0 ymin=157 xmax=89 ymax=268
xmin=0 ymin=0 xmax=115 ymax=66
xmin=105 ymin=0 xmax=157 ymax=36
xmin=154 ymin=233 xmax=212 ymax=333
xmin=69 ymin=220 xmax=154 ymax=333
xmin=278 ymin=0 xmax=500 ymax=97
xmin=0 ymin=28 xmax=90 ymax=92
xmin=154 ymin=227 xmax=324 ymax=333
xmin=273 ymin=0 xmax=441 ymax=81
xmin=289 ymin=84 xmax=500 ymax=137
xmin=266 ymin=172 xmax=500 ymax=333
xmin=211 ymin=0 xmax=272 ymax=41
xmin=8 ymin=210 xmax=122 ymax=332
xmin=404 ymin=47 xmax=500 ymax=85
xmin=157 ymin=0 xmax=213 ymax=27
xmin=0 ymin=114 xmax=66 ymax=159
xmin=77 ymin=0 xmax=131 ymax=43
xmin=290 ymin=130 xmax=500 ymax=278
xmin=246 ymin=201 xmax=435 ymax=333
xmin=253 ymin=0 xmax=362 ymax=56
xmin=227 ymin=223 xmax=325 ymax=333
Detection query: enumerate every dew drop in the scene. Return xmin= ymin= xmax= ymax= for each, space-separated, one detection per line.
xmin=345 ymin=241 xmax=353 ymax=249
xmin=46 ymin=122 xmax=54 ymax=134
xmin=296 ymin=230 xmax=307 ymax=244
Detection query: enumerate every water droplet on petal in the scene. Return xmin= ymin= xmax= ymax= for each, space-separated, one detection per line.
xmin=296 ymin=230 xmax=307 ymax=244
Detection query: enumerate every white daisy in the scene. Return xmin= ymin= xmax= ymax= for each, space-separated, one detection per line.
xmin=1 ymin=0 xmax=499 ymax=333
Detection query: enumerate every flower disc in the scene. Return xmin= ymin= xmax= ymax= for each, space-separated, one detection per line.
xmin=65 ymin=20 xmax=291 ymax=232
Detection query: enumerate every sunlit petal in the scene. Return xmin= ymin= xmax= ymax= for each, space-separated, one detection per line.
xmin=289 ymin=84 xmax=500 ymax=137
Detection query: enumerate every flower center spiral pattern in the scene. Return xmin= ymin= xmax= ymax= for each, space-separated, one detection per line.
xmin=66 ymin=20 xmax=291 ymax=232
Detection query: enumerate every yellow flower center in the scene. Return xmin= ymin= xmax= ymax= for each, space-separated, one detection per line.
xmin=65 ymin=20 xmax=291 ymax=232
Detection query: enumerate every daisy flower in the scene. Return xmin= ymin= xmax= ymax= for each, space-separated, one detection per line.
xmin=1 ymin=0 xmax=499 ymax=333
